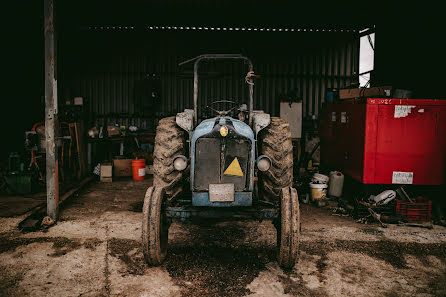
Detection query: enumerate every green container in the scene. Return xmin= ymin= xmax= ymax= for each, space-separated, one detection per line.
xmin=4 ymin=174 xmax=32 ymax=195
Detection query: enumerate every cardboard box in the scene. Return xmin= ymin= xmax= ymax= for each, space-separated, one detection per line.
xmin=339 ymin=86 xmax=392 ymax=99
xmin=107 ymin=125 xmax=120 ymax=137
xmin=113 ymin=159 xmax=132 ymax=177
xmin=393 ymin=89 xmax=413 ymax=99
xmin=100 ymin=163 xmax=113 ymax=182
xmin=74 ymin=97 xmax=83 ymax=105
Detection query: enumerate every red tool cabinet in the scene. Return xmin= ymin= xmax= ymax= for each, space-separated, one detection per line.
xmin=320 ymin=98 xmax=446 ymax=185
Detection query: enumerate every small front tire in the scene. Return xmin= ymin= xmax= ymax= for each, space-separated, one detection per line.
xmin=277 ymin=187 xmax=300 ymax=269
xmin=142 ymin=186 xmax=169 ymax=265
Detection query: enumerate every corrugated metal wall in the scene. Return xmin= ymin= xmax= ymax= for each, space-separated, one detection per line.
xmin=63 ymin=32 xmax=358 ymax=130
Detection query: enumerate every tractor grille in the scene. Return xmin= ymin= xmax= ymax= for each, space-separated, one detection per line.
xmin=194 ymin=137 xmax=250 ymax=191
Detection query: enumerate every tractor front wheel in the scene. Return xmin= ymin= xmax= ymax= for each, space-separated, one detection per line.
xmin=142 ymin=186 xmax=169 ymax=265
xmin=259 ymin=117 xmax=293 ymax=202
xmin=153 ymin=116 xmax=187 ymax=202
xmin=277 ymin=186 xmax=300 ymax=269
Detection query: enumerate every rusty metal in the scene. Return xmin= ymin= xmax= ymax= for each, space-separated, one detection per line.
xmin=45 ymin=0 xmax=59 ymax=220
xmin=166 ymin=206 xmax=278 ymax=220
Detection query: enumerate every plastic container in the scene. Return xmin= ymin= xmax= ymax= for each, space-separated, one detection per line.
xmin=132 ymin=159 xmax=146 ymax=181
xmin=312 ymin=173 xmax=329 ymax=184
xmin=396 ymin=197 xmax=432 ymax=222
xmin=309 ymin=183 xmax=328 ymax=201
xmin=328 ymin=171 xmax=344 ymax=197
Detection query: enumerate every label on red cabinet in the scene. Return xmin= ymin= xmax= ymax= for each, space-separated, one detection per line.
xmin=394 ymin=105 xmax=415 ymax=118
xmin=392 ymin=171 xmax=413 ymax=184
xmin=331 ymin=112 xmax=336 ymax=122
xmin=341 ymin=112 xmax=347 ymax=123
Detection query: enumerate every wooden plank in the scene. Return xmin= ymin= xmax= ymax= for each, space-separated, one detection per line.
xmin=19 ymin=176 xmax=95 ymax=231
xmin=75 ymin=122 xmax=89 ymax=178
xmin=339 ymin=86 xmax=392 ymax=99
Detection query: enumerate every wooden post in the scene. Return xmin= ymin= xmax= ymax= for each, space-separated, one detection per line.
xmin=44 ymin=0 xmax=59 ymax=220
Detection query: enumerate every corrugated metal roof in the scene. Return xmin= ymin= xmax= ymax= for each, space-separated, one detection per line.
xmin=62 ymin=33 xmax=358 ymax=130
xmin=85 ymin=25 xmax=359 ymax=33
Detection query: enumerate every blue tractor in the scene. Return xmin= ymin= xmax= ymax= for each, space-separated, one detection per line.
xmin=142 ymin=54 xmax=300 ymax=268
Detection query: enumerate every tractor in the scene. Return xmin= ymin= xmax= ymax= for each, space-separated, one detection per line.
xmin=142 ymin=54 xmax=300 ymax=269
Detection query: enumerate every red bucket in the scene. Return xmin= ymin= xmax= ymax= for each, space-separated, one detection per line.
xmin=132 ymin=159 xmax=146 ymax=181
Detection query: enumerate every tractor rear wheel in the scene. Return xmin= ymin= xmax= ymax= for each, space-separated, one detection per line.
xmin=153 ymin=116 xmax=187 ymax=201
xmin=142 ymin=186 xmax=168 ymax=265
xmin=277 ymin=187 xmax=300 ymax=269
xmin=259 ymin=117 xmax=293 ymax=202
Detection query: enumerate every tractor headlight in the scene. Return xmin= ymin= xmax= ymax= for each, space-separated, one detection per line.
xmin=220 ymin=125 xmax=228 ymax=137
xmin=173 ymin=155 xmax=188 ymax=171
xmin=256 ymin=155 xmax=271 ymax=172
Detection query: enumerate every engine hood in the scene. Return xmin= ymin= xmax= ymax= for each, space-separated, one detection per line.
xmin=192 ymin=117 xmax=254 ymax=142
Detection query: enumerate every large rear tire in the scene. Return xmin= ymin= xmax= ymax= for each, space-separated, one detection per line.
xmin=153 ymin=116 xmax=187 ymax=201
xmin=277 ymin=187 xmax=300 ymax=269
xmin=259 ymin=117 xmax=293 ymax=202
xmin=142 ymin=186 xmax=168 ymax=265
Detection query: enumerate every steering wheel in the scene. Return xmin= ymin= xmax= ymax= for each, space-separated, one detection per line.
xmin=206 ymin=100 xmax=241 ymax=117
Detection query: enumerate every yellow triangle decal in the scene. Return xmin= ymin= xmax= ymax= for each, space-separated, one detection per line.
xmin=224 ymin=157 xmax=243 ymax=177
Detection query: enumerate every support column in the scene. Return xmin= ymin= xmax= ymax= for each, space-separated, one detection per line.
xmin=44 ymin=0 xmax=59 ymax=220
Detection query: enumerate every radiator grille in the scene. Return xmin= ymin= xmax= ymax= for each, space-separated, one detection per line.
xmin=194 ymin=137 xmax=250 ymax=191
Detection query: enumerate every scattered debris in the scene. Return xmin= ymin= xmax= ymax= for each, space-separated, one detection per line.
xmin=396 ymin=186 xmax=413 ymax=202
xmin=356 ymin=217 xmax=368 ymax=224
xmin=336 ymin=185 xmax=436 ymax=229
xmin=41 ymin=216 xmax=55 ymax=227
xmin=332 ymin=207 xmax=349 ymax=217
xmin=316 ymin=198 xmax=328 ymax=208
xmin=367 ymin=208 xmax=387 ymax=228
xmin=398 ymin=223 xmax=433 ymax=229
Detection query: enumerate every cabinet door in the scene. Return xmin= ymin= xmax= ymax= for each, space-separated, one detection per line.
xmin=374 ymin=105 xmax=442 ymax=185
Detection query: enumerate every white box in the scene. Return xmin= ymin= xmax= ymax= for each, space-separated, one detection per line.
xmin=280 ymin=102 xmax=302 ymax=138
xmin=74 ymin=97 xmax=83 ymax=106
xmin=100 ymin=163 xmax=113 ymax=182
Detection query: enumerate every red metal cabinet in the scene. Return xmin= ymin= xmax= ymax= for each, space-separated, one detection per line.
xmin=321 ymin=98 xmax=446 ymax=185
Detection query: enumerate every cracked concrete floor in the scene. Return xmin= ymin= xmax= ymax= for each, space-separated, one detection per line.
xmin=0 ymin=178 xmax=446 ymax=297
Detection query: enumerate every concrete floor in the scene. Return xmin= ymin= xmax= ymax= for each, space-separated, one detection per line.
xmin=0 ymin=178 xmax=445 ymax=297
xmin=0 ymin=192 xmax=46 ymax=217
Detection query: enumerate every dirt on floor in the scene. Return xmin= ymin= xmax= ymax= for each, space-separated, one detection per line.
xmin=0 ymin=178 xmax=445 ymax=297
xmin=0 ymin=193 xmax=46 ymax=217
